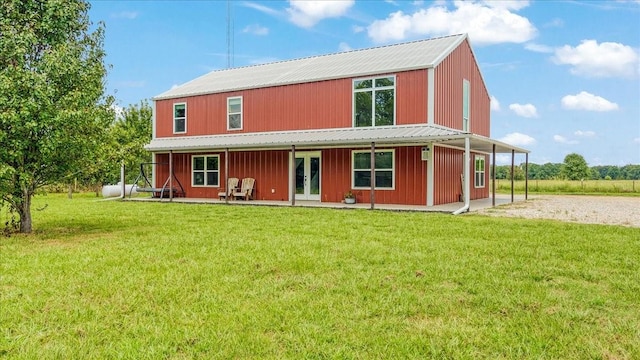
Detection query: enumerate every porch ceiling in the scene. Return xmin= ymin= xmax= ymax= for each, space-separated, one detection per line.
xmin=145 ymin=124 xmax=529 ymax=154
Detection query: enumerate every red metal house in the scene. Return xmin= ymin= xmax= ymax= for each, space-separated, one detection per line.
xmin=145 ymin=34 xmax=528 ymax=209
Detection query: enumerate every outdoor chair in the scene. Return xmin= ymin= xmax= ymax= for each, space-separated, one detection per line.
xmin=218 ymin=177 xmax=239 ymax=200
xmin=233 ymin=178 xmax=255 ymax=200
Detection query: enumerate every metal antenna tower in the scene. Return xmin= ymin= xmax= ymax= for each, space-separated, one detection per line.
xmin=226 ymin=0 xmax=234 ymax=68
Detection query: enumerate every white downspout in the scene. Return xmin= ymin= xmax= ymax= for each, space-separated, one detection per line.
xmin=453 ymin=136 xmax=470 ymax=214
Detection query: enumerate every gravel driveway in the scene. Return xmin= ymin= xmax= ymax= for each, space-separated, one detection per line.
xmin=475 ymin=195 xmax=640 ymax=228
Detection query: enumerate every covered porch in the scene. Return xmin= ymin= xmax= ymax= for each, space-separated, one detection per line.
xmin=144 ymin=124 xmax=530 ymax=212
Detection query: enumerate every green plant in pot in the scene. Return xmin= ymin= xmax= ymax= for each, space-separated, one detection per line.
xmin=344 ymin=190 xmax=356 ymax=204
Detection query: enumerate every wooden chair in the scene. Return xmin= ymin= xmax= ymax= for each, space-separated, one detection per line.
xmin=233 ymin=178 xmax=255 ymax=200
xmin=218 ymin=177 xmax=239 ymax=200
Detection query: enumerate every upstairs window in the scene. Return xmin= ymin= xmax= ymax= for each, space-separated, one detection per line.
xmin=192 ymin=155 xmax=219 ymax=187
xmin=352 ymin=150 xmax=395 ymax=189
xmin=227 ymin=96 xmax=242 ymax=130
xmin=475 ymin=155 xmax=485 ymax=188
xmin=354 ymin=76 xmax=395 ymax=127
xmin=462 ymin=79 xmax=470 ymax=131
xmin=173 ymin=103 xmax=186 ymax=134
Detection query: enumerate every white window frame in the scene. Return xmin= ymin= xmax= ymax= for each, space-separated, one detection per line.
xmin=191 ymin=155 xmax=220 ymax=187
xmin=462 ymin=79 xmax=470 ymax=131
xmin=351 ymin=149 xmax=395 ymax=190
xmin=474 ymin=155 xmax=485 ymax=188
xmin=227 ymin=96 xmax=243 ymax=131
xmin=352 ymin=75 xmax=396 ymax=127
xmin=173 ymin=102 xmax=187 ymax=134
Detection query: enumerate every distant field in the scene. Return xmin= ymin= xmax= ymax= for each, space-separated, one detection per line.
xmin=494 ymin=179 xmax=639 ymax=195
xmin=1 ymin=194 xmax=639 ymax=359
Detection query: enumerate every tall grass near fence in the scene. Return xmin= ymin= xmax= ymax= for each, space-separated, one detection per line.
xmin=1 ymin=194 xmax=639 ymax=359
xmin=494 ymin=179 xmax=639 ymax=195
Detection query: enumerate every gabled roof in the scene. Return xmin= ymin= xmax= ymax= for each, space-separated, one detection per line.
xmin=154 ymin=34 xmax=468 ymax=100
xmin=145 ymin=124 xmax=529 ymax=154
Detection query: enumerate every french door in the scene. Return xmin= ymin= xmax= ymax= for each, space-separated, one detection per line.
xmin=294 ymin=152 xmax=321 ymax=201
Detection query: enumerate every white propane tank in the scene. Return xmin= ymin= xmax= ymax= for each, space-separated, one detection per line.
xmin=101 ymin=182 xmax=137 ymax=197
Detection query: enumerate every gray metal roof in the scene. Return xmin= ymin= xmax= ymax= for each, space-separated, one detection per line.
xmin=154 ymin=34 xmax=467 ymax=100
xmin=145 ymin=124 xmax=529 ymax=154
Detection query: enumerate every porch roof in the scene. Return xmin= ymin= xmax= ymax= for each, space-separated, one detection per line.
xmin=145 ymin=124 xmax=529 ymax=154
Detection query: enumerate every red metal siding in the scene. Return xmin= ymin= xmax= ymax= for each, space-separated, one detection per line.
xmin=155 ymin=151 xmax=289 ymax=200
xmin=433 ymin=147 xmax=464 ymax=205
xmin=396 ymin=70 xmax=428 ymax=125
xmin=433 ymin=146 xmax=489 ymax=205
xmin=155 ymin=70 xmax=430 ymax=137
xmin=155 ymin=147 xmax=432 ymax=205
xmin=434 ymin=39 xmax=490 ymax=136
xmin=322 ymin=146 xmax=426 ymax=205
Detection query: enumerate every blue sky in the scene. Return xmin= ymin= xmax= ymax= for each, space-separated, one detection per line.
xmin=88 ymin=0 xmax=640 ymax=166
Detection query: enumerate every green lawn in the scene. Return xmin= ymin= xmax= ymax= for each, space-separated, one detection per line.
xmin=494 ymin=179 xmax=640 ymax=195
xmin=1 ymin=194 xmax=639 ymax=359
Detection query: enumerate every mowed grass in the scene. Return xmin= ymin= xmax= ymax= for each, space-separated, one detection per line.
xmin=494 ymin=179 xmax=640 ymax=195
xmin=1 ymin=194 xmax=639 ymax=359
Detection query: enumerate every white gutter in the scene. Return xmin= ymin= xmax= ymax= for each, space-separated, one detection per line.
xmin=453 ymin=137 xmax=470 ymax=215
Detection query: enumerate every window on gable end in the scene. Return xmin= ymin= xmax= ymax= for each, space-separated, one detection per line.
xmin=354 ymin=76 xmax=395 ymax=127
xmin=462 ymin=79 xmax=470 ymax=131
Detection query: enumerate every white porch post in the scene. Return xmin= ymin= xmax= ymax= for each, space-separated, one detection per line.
xmin=463 ymin=137 xmax=470 ymax=209
xmin=427 ymin=143 xmax=434 ymax=207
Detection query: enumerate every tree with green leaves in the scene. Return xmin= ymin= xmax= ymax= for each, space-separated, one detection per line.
xmin=107 ymin=101 xmax=153 ymax=184
xmin=561 ymin=153 xmax=590 ymax=180
xmin=0 ymin=0 xmax=112 ymax=233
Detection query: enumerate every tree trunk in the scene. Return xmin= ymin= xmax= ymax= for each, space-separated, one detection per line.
xmin=68 ymin=183 xmax=73 ymax=199
xmin=19 ymin=187 xmax=33 ymax=233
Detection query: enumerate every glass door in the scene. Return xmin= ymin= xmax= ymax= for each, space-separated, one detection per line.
xmin=294 ymin=152 xmax=321 ymax=201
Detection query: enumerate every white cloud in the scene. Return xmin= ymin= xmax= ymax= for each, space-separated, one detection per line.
xmin=575 ymin=130 xmax=596 ymax=137
xmin=170 ymin=84 xmax=180 ymax=90
xmin=352 ymin=25 xmax=365 ymax=33
xmin=525 ymin=43 xmax=553 ymax=53
xmin=287 ymin=0 xmax=354 ymax=28
xmin=338 ymin=42 xmax=352 ymax=52
xmin=543 ymin=18 xmax=564 ymax=28
xmin=367 ymin=1 xmax=536 ymax=45
xmin=490 ymin=95 xmax=501 ymax=111
xmin=500 ymin=132 xmax=536 ymax=146
xmin=111 ymin=11 xmax=138 ymax=20
xmin=561 ymin=91 xmax=619 ymax=111
xmin=553 ymin=40 xmax=640 ymax=78
xmin=495 ymin=154 xmax=511 ymax=165
xmin=634 ymin=137 xmax=640 ymax=144
xmin=241 ymin=2 xmax=280 ymax=16
xmin=553 ymin=135 xmax=578 ymax=145
xmin=509 ymin=103 xmax=538 ymax=118
xmin=242 ymin=24 xmax=269 ymax=36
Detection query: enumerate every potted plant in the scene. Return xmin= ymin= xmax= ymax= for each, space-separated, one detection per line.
xmin=344 ymin=190 xmax=356 ymax=204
